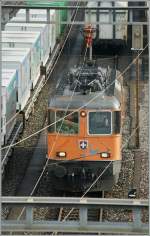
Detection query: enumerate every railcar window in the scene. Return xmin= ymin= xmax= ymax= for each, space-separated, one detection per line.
xmin=89 ymin=112 xmax=111 ymax=134
xmin=113 ymin=111 xmax=121 ymax=134
xmin=56 ymin=111 xmax=78 ymax=134
xmin=48 ymin=110 xmax=55 ymax=133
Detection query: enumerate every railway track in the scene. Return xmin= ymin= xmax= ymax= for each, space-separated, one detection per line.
xmin=33 ymin=192 xmax=106 ymax=235
xmin=2 ymin=8 xmax=85 ymax=220
xmin=1 ymin=119 xmax=23 ymax=177
xmin=103 ymin=54 xmax=148 ymax=223
xmin=2 ymin=18 xmax=148 ymax=236
xmin=2 ymin=53 xmax=148 ymax=232
xmin=133 ymin=79 xmax=148 ymax=200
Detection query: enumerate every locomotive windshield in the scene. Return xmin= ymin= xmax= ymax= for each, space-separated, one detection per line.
xmin=56 ymin=111 xmax=78 ymax=134
xmin=48 ymin=109 xmax=79 ymax=134
xmin=89 ymin=111 xmax=111 ymax=134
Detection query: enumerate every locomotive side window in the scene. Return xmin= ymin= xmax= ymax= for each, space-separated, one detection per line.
xmin=89 ymin=112 xmax=111 ymax=134
xmin=48 ymin=110 xmax=55 ymax=133
xmin=112 ymin=111 xmax=121 ymax=134
xmin=56 ymin=110 xmax=79 ymax=134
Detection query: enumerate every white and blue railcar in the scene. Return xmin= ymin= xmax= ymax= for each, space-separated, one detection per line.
xmin=5 ymin=18 xmax=56 ymax=58
xmin=1 ymin=69 xmax=18 ymax=145
xmin=2 ymin=32 xmax=41 ymax=88
xmin=1 ymin=7 xmax=60 ymax=147
xmin=4 ymin=23 xmax=51 ymax=64
xmin=13 ymin=8 xmax=57 ymax=47
xmin=2 ymin=53 xmax=31 ymax=111
xmin=2 ymin=47 xmax=33 ymax=89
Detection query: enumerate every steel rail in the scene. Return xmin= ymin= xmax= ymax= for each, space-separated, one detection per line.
xmin=1 ymin=122 xmax=23 ymax=167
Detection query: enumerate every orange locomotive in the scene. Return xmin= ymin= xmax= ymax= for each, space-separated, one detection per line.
xmin=47 ymin=60 xmax=124 ymax=192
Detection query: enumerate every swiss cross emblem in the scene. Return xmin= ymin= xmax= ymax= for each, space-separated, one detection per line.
xmin=79 ymin=140 xmax=88 ymax=150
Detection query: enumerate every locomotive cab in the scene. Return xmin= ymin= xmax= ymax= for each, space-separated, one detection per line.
xmin=47 ymin=94 xmax=122 ymax=192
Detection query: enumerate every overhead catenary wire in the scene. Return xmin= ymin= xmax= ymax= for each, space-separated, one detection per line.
xmin=47 ymin=24 xmax=97 ymax=151
xmin=1 ymin=0 xmax=82 ymax=149
xmin=17 ymin=123 xmax=140 ymax=222
xmin=3 ymin=12 xmax=148 ymax=235
xmin=16 ymin=44 xmax=146 ymax=218
xmin=61 ymin=125 xmax=140 ymax=222
xmin=30 ymin=0 xmax=86 ymax=196
xmin=16 ymin=42 xmax=88 ymax=221
xmin=15 ymin=49 xmax=148 ymax=223
xmin=1 ymin=50 xmax=147 ymax=152
xmin=1 ymin=42 xmax=148 ymax=152
xmin=1 ymin=146 xmax=141 ymax=170
xmin=4 ymin=31 xmax=148 ymax=125
xmin=4 ymin=53 xmax=117 ymax=127
xmin=51 ymin=44 xmax=148 ymax=225
xmin=16 ymin=0 xmax=83 ymax=220
xmin=4 ymin=3 xmax=84 ymax=226
xmin=7 ymin=0 xmax=148 ymax=127
xmin=3 ymin=125 xmax=142 ymax=168
xmin=5 ymin=4 xmax=87 ymax=224
xmin=50 ymin=126 xmax=141 ymax=236
xmin=40 ymin=44 xmax=113 ymax=156
xmin=6 ymin=35 xmax=134 ymax=135
xmin=5 ymin=51 xmax=146 ymax=127
xmin=2 ymin=0 xmax=148 ymax=229
xmin=6 ymin=51 xmax=116 ymax=126
xmin=4 ymin=125 xmax=145 ymax=169
xmin=48 ymin=46 xmax=88 ymax=159
xmin=3 ymin=0 xmax=82 ymax=127
xmin=2 ymin=9 xmax=148 ymax=205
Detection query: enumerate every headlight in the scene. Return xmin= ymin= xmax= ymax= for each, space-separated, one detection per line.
xmin=56 ymin=152 xmax=66 ymax=157
xmin=100 ymin=152 xmax=110 ymax=158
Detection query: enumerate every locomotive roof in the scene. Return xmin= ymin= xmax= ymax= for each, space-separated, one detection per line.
xmin=48 ymin=94 xmax=120 ymax=110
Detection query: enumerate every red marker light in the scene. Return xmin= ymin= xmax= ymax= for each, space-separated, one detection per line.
xmin=80 ymin=111 xmax=86 ymax=117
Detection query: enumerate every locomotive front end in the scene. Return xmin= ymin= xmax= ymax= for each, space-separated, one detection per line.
xmin=47 ymin=95 xmax=122 ymax=192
